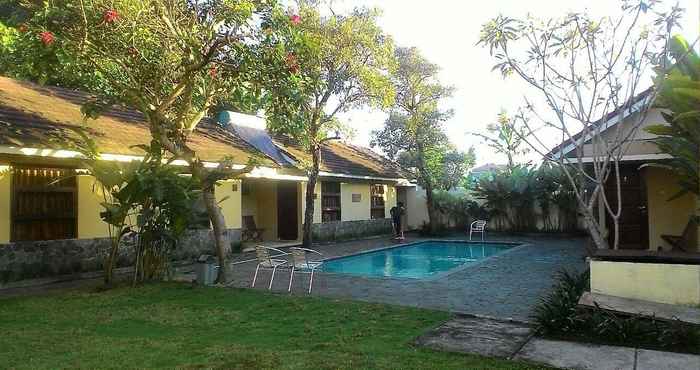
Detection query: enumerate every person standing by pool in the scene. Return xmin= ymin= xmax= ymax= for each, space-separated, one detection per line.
xmin=390 ymin=202 xmax=405 ymax=240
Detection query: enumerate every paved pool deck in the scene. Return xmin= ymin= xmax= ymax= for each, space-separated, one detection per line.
xmin=227 ymin=233 xmax=587 ymax=322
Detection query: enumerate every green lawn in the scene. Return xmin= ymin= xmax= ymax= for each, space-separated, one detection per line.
xmin=0 ymin=283 xmax=548 ymax=369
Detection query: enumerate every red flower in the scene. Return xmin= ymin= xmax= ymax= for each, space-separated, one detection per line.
xmin=103 ymin=9 xmax=119 ymax=24
xmin=17 ymin=24 xmax=28 ymax=33
xmin=290 ymin=15 xmax=301 ymax=25
xmin=39 ymin=31 xmax=54 ymax=46
xmin=209 ymin=65 xmax=218 ymax=78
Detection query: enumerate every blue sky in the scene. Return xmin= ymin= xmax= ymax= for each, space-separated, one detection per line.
xmin=325 ymin=0 xmax=700 ymax=166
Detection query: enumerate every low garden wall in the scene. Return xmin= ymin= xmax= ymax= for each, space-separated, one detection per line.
xmin=0 ymin=228 xmax=241 ymax=284
xmin=590 ymin=260 xmax=700 ymax=305
xmin=312 ymin=219 xmax=392 ymax=242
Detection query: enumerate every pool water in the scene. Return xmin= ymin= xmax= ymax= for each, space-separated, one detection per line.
xmin=321 ymin=241 xmax=516 ymax=279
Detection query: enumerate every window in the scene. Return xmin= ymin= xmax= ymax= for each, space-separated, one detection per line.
xmin=321 ymin=181 xmax=341 ymax=222
xmin=11 ymin=166 xmax=77 ymax=241
xmin=370 ymin=184 xmax=385 ymax=219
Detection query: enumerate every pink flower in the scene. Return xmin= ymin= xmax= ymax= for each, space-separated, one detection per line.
xmin=290 ymin=15 xmax=301 ymax=25
xmin=39 ymin=31 xmax=54 ymax=46
xmin=103 ymin=9 xmax=119 ymax=24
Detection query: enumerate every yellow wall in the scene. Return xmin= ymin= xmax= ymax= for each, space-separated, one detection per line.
xmin=645 ymin=167 xmax=696 ymax=251
xmin=77 ymin=175 xmax=112 ymax=239
xmin=0 ymin=164 xmax=11 ymax=243
xmin=591 ymin=260 xmax=700 ymax=305
xmin=215 ymin=179 xmax=242 ymax=230
xmin=240 ymin=179 xmax=279 ymax=240
xmin=77 ymin=176 xmax=242 ymax=239
xmin=341 ymin=183 xmax=370 ymax=221
xmin=404 ymin=186 xmax=429 ymax=230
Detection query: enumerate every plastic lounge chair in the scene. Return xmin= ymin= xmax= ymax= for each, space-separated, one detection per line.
xmin=251 ymin=246 xmax=288 ymax=290
xmin=661 ymin=218 xmax=697 ymax=252
xmin=469 ymin=220 xmax=487 ymax=241
xmin=288 ymin=247 xmax=324 ymax=294
xmin=242 ymin=216 xmax=265 ymax=242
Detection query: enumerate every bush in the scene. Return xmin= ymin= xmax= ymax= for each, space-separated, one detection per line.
xmin=533 ymin=269 xmax=700 ymax=354
xmin=431 ymin=190 xmax=488 ymax=230
xmin=532 ymin=269 xmax=590 ymax=336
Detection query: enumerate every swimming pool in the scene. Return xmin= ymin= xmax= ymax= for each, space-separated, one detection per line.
xmin=320 ymin=241 xmax=518 ymax=279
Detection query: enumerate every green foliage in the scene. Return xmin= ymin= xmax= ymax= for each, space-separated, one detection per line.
xmin=533 ymin=269 xmax=700 ymax=354
xmin=265 ymin=5 xmax=395 ymax=150
xmin=473 ymin=164 xmax=578 ymax=233
xmin=647 ymin=35 xmax=700 ymax=199
xmin=77 ymin=139 xmax=199 ymax=283
xmin=532 ymin=269 xmax=590 ymax=336
xmin=370 ymin=46 xmax=472 ymax=233
xmin=432 ymin=191 xmax=487 ymax=229
xmin=472 ymin=110 xmax=530 ymax=171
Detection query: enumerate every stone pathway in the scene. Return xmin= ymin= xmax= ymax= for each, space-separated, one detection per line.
xmin=414 ymin=315 xmax=533 ymax=358
xmin=416 ymin=315 xmax=700 ymax=370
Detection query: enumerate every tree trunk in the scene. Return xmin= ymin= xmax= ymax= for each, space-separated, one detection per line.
xmin=302 ymin=145 xmax=321 ymax=247
xmin=424 ymin=181 xmax=438 ymax=234
xmin=202 ymin=184 xmax=231 ymax=284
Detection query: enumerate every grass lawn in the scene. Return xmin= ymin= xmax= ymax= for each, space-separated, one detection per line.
xmin=0 ymin=283 xmax=549 ymax=369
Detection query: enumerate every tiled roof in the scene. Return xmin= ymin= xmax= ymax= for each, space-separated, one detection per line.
xmin=545 ymin=88 xmax=653 ymax=159
xmin=0 ymin=76 xmax=270 ymax=164
xmin=274 ymin=137 xmax=408 ymax=179
xmin=0 ymin=76 xmax=408 ymax=180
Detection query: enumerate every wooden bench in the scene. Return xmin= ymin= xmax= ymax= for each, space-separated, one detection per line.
xmin=578 ymin=292 xmax=700 ymax=326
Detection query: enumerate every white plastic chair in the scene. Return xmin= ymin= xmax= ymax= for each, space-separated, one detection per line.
xmin=469 ymin=220 xmax=487 ymax=241
xmin=288 ymin=247 xmax=324 ymax=293
xmin=251 ymin=246 xmax=288 ymax=290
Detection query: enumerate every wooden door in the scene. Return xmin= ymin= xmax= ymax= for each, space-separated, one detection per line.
xmin=11 ymin=166 xmax=77 ymax=241
xmin=277 ymin=182 xmax=298 ymax=240
xmin=605 ymin=165 xmax=648 ymax=249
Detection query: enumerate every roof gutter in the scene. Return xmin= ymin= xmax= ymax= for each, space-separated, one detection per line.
xmin=0 ymin=145 xmax=412 ymax=183
xmin=552 ymin=95 xmax=651 ymax=160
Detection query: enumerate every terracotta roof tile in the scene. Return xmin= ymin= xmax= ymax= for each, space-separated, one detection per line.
xmin=274 ymin=136 xmax=407 ymax=179
xmin=0 ymin=76 xmax=408 ymax=180
xmin=0 ymin=76 xmax=270 ymax=165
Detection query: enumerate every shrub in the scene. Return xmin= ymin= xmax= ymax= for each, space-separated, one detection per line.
xmin=532 ymin=269 xmax=590 ymax=336
xmin=533 ymin=269 xmax=700 ymax=354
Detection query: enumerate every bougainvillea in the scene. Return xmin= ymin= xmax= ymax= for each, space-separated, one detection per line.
xmin=39 ymin=31 xmax=54 ymax=46
xmin=103 ymin=9 xmax=119 ymax=24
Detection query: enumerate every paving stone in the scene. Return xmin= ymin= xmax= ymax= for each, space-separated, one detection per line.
xmin=514 ymin=338 xmax=635 ymax=370
xmin=228 ymin=233 xmax=587 ymax=321
xmin=636 ymin=349 xmax=700 ymax=370
xmin=414 ymin=315 xmax=532 ymax=358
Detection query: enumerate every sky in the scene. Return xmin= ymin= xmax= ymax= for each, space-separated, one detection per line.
xmin=323 ymin=0 xmax=700 ymax=166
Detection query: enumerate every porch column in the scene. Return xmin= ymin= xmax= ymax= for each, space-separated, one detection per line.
xmin=0 ymin=164 xmax=10 ymax=243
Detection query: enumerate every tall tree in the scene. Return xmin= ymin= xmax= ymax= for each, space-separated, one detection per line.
xmin=371 ymin=47 xmax=458 ymax=234
xmin=471 ymin=110 xmax=530 ymax=172
xmin=265 ymin=4 xmax=395 ymax=246
xmin=478 ymin=1 xmax=680 ymax=249
xmin=21 ymin=0 xmax=298 ymax=282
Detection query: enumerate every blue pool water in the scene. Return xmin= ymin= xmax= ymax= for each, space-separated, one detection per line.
xmin=321 ymin=241 xmax=516 ymax=279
